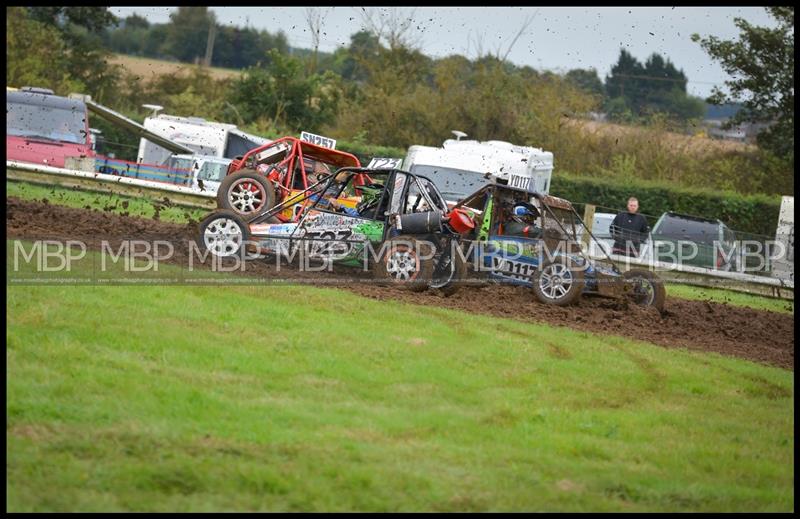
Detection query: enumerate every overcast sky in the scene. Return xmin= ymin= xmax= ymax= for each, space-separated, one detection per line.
xmin=109 ymin=6 xmax=778 ymax=99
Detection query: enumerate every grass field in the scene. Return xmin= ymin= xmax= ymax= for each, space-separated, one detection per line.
xmin=666 ymin=284 xmax=793 ymax=314
xmin=6 ymin=246 xmax=795 ymax=512
xmin=110 ymin=53 xmax=241 ymax=82
xmin=7 ymin=180 xmax=793 ymax=314
xmin=6 ymin=181 xmax=208 ymax=225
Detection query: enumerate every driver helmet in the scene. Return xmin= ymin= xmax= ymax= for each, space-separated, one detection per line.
xmin=512 ymin=202 xmax=540 ymax=224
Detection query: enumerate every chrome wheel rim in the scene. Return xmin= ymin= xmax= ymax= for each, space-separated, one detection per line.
xmin=538 ymin=263 xmax=573 ymax=300
xmin=203 ymin=217 xmax=244 ymax=257
xmin=386 ymin=249 xmax=418 ymax=282
xmin=228 ymin=179 xmax=266 ymax=214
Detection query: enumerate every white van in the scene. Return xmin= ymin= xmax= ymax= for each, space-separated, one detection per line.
xmin=137 ymin=111 xmax=269 ymax=166
xmin=402 ymin=133 xmax=554 ymax=202
xmin=163 ymin=154 xmax=232 ymax=194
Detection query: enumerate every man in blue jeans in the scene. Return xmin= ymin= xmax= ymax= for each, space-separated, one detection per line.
xmin=610 ymin=197 xmax=649 ymax=257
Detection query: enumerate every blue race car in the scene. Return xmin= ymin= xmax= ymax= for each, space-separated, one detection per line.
xmin=448 ymin=183 xmax=666 ymax=310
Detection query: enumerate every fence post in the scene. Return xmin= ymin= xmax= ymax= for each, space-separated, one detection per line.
xmin=581 ymin=203 xmax=596 ymax=251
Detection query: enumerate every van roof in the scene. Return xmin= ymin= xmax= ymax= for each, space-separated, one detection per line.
xmin=7 ymin=90 xmax=86 ymax=112
xmin=406 ymin=143 xmax=552 ymax=174
xmin=662 ymin=211 xmax=723 ymax=225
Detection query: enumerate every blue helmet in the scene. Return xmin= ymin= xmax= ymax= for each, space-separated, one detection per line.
xmin=513 ymin=203 xmax=540 ymax=219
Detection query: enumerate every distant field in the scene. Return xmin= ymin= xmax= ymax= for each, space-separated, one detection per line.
xmin=568 ymin=119 xmax=756 ymax=155
xmin=109 ymin=54 xmax=241 ymax=82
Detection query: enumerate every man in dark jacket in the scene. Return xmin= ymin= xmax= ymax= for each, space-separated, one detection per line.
xmin=610 ymin=197 xmax=650 ymax=256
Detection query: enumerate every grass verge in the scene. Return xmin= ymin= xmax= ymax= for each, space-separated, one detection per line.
xmin=7 ymin=181 xmax=207 ymax=224
xmin=6 ymin=247 xmax=794 ymax=511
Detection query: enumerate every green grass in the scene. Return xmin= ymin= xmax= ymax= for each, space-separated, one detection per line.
xmin=7 ymin=181 xmax=207 ymax=224
xmin=6 ymin=247 xmax=794 ymax=511
xmin=667 ymin=283 xmax=794 ymax=314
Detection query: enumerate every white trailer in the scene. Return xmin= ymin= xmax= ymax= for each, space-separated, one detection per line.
xmin=402 ymin=132 xmax=554 ymax=202
xmin=136 ymin=110 xmax=269 ymax=166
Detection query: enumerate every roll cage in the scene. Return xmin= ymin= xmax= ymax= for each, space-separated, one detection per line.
xmin=227 ymin=136 xmax=362 ymax=195
xmin=452 ymin=183 xmax=623 ymax=274
xmin=245 ymin=166 xmax=450 ymax=244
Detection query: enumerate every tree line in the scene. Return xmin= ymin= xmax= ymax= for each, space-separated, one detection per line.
xmin=5 ymin=6 xmax=794 ymax=196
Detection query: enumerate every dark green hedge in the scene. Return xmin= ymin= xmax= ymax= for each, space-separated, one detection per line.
xmin=550 ymin=173 xmax=781 ymax=237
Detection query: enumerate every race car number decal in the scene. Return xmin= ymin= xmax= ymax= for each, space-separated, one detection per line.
xmin=492 ymin=257 xmax=536 ymax=279
xmin=366 ymin=157 xmax=403 ymax=169
xmin=300 ymin=131 xmax=336 ymax=149
xmin=509 ymin=174 xmax=531 ymax=191
xmin=304 ymin=228 xmax=353 ymax=257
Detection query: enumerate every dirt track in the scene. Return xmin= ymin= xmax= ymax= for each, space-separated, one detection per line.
xmin=6 ymin=197 xmax=795 ymax=370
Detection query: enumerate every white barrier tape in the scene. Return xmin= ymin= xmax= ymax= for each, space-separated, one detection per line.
xmin=6 ymin=160 xmax=215 ymax=199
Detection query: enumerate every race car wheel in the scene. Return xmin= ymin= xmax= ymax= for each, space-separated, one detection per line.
xmin=531 ymin=258 xmax=584 ymax=306
xmin=375 ymin=235 xmax=434 ymax=292
xmin=623 ymin=269 xmax=666 ymax=312
xmin=198 ymin=210 xmax=250 ymax=258
xmin=430 ymin=243 xmax=467 ymax=297
xmin=217 ymin=169 xmax=276 ymax=217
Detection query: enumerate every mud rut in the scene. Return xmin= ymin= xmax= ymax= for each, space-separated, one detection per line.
xmin=7 ymin=197 xmax=794 ymax=370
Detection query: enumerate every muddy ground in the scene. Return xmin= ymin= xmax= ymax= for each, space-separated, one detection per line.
xmin=6 ymin=196 xmax=794 ymax=370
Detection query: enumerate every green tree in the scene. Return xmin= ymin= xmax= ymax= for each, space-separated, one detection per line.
xmin=565 ymin=68 xmax=605 ymax=99
xmin=27 ymin=6 xmax=117 ymax=33
xmin=124 ymin=13 xmax=150 ymax=30
xmin=231 ymin=49 xmax=341 ymax=132
xmin=605 ymin=49 xmax=704 ymax=122
xmin=161 ymin=7 xmax=214 ymax=63
xmin=692 ymin=6 xmax=794 ymax=161
xmin=6 ymin=7 xmax=84 ymax=94
xmin=105 ymin=15 xmax=151 ymax=56
xmin=25 ymin=6 xmax=121 ymax=103
xmin=340 ymin=31 xmax=382 ymax=82
xmin=605 ymin=49 xmax=646 ymax=107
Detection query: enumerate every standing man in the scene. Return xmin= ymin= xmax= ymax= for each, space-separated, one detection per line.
xmin=610 ymin=197 xmax=650 ymax=256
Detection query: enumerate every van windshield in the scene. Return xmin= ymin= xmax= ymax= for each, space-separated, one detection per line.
xmin=198 ymin=160 xmax=230 ymax=182
xmin=409 ymin=164 xmax=491 ymax=201
xmin=7 ymin=101 xmax=87 ymax=144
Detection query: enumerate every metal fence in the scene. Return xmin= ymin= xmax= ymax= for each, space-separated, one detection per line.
xmin=571 ymin=202 xmax=781 ymax=276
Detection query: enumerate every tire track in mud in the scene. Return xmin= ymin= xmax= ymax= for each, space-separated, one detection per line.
xmin=6 ymin=197 xmax=794 ymax=370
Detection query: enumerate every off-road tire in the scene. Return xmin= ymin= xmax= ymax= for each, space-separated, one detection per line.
xmin=217 ymin=169 xmax=276 ymax=217
xmin=531 ymin=258 xmax=584 ymax=306
xmin=623 ymin=269 xmax=666 ymax=312
xmin=374 ymin=235 xmax=434 ymax=292
xmin=197 ymin=209 xmax=250 ymax=258
xmin=430 ymin=244 xmax=468 ymax=297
